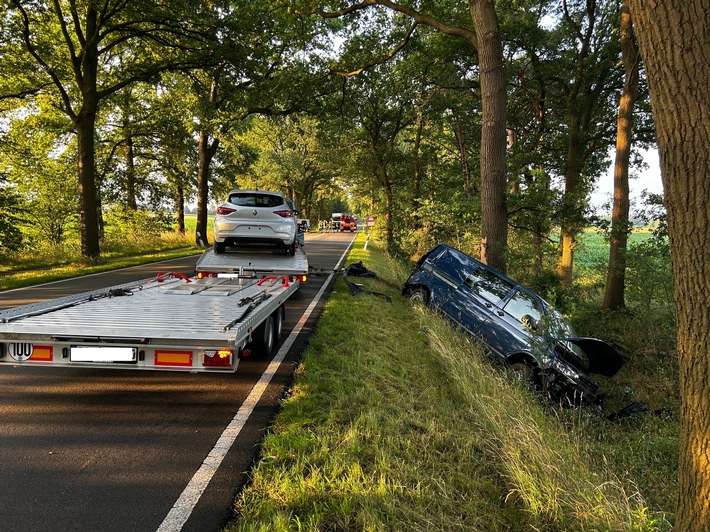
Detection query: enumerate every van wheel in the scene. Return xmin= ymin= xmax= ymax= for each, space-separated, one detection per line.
xmin=509 ymin=362 xmax=534 ymax=383
xmin=253 ymin=315 xmax=275 ymax=357
xmin=407 ymin=288 xmax=429 ymax=305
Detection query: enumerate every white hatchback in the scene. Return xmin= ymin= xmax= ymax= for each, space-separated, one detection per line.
xmin=213 ymin=190 xmax=298 ymax=254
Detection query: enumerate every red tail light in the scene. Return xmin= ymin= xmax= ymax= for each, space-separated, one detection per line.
xmin=273 ymin=209 xmax=294 ymax=218
xmin=217 ymin=206 xmax=236 ymax=215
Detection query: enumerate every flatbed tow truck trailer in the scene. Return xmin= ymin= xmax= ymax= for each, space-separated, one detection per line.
xmin=0 ymin=247 xmax=309 ymax=373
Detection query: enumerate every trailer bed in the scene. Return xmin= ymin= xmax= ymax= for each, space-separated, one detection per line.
xmin=195 ymin=246 xmax=308 ymax=278
xmin=0 ymin=274 xmax=298 ymax=372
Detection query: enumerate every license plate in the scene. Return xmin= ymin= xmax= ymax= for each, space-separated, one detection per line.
xmin=70 ymin=346 xmax=137 ymax=362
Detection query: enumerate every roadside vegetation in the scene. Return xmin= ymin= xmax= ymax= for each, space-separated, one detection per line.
xmin=0 ymin=213 xmax=207 ymax=291
xmin=228 ymin=232 xmax=677 ymax=531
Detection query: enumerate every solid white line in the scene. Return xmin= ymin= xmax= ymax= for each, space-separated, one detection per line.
xmin=156 ymin=235 xmax=356 ymax=532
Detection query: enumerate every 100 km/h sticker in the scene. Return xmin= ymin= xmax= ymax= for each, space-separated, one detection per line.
xmin=8 ymin=343 xmax=34 ymax=361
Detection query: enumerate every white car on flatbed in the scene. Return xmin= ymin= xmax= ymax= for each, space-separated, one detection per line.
xmin=0 ymin=246 xmax=309 ymax=373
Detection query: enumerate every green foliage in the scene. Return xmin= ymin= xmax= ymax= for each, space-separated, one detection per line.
xmin=0 ymin=182 xmax=25 ymax=253
xmin=101 ymin=206 xmax=175 ymax=253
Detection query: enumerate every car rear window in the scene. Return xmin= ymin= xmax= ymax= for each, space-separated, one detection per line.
xmin=228 ymin=193 xmax=284 ymax=208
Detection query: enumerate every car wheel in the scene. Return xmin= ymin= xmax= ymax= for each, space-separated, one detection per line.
xmin=509 ymin=362 xmax=534 ymax=383
xmin=407 ymin=288 xmax=429 ymax=305
xmin=286 ymin=242 xmax=296 ymax=256
xmin=214 ymin=242 xmax=226 ymax=254
xmin=252 ymin=315 xmax=275 ymax=357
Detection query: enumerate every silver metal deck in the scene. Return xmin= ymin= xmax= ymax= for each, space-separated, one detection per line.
xmin=195 ymin=246 xmax=308 ymax=276
xmin=0 ymin=276 xmax=291 ymax=343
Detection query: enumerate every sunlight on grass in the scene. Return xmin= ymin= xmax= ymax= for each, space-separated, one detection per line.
xmin=228 ymin=232 xmax=670 ymax=531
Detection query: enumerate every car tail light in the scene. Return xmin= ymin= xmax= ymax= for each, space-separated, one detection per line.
xmin=216 ymin=206 xmax=236 ymax=215
xmin=273 ymin=210 xmax=294 ymax=218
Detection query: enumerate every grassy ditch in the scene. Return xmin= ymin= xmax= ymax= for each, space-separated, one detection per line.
xmin=227 ymin=233 xmax=674 ymax=531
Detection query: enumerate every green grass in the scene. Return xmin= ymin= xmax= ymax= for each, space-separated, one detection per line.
xmin=227 ymin=233 xmax=674 ymax=531
xmin=0 ymin=217 xmax=207 ymax=291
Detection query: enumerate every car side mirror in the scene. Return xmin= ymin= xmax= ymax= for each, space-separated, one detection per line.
xmin=521 ymin=315 xmax=538 ymax=331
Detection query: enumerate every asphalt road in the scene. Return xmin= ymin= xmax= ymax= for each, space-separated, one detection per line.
xmin=0 ymin=232 xmax=356 ymax=532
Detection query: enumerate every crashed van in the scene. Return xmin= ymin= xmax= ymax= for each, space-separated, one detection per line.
xmin=403 ymin=244 xmax=623 ymax=406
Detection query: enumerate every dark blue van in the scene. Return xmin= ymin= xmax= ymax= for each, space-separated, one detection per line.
xmin=403 ymin=244 xmax=623 ymax=405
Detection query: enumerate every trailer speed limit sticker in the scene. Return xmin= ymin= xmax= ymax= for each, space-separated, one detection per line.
xmin=8 ymin=343 xmax=34 ymax=361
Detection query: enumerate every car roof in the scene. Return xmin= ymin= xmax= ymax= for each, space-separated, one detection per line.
xmin=430 ymin=243 xmax=534 ymax=293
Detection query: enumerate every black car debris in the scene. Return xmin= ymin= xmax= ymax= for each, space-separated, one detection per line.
xmin=403 ymin=244 xmax=624 ymax=406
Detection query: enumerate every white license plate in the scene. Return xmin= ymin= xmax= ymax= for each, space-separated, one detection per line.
xmin=70 ymin=346 xmax=137 ymax=362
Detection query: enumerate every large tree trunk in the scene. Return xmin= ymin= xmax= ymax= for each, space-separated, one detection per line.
xmin=603 ymin=0 xmax=639 ymax=311
xmin=196 ymin=129 xmax=219 ymax=246
xmin=557 ymin=110 xmax=582 ymax=286
xmin=628 ymin=2 xmax=710 ymax=529
xmin=469 ymin=0 xmax=508 ymax=273
xmin=125 ymin=135 xmax=137 ymax=210
xmin=174 ymin=181 xmax=185 ymax=234
xmin=195 ymin=76 xmax=222 ymax=246
xmin=76 ymin=10 xmax=101 ymax=261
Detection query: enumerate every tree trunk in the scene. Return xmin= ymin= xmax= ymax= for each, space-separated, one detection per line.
xmin=469 ymin=0 xmax=508 ymax=273
xmin=196 ymin=129 xmax=219 ymax=246
xmin=175 ymin=181 xmax=185 ymax=234
xmin=125 ymin=135 xmax=137 ymax=210
xmin=557 ymin=110 xmax=582 ymax=286
xmin=603 ymin=0 xmax=639 ymax=311
xmin=628 ymin=2 xmax=710 ymax=530
xmin=76 ymin=10 xmax=101 ymax=261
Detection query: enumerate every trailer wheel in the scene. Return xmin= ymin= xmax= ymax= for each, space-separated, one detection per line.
xmin=253 ymin=315 xmax=275 ymax=357
xmin=272 ymin=305 xmax=284 ymax=339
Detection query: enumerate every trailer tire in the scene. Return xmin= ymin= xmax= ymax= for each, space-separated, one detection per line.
xmin=253 ymin=315 xmax=275 ymax=357
xmin=272 ymin=305 xmax=284 ymax=339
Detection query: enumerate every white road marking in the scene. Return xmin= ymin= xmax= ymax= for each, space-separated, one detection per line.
xmin=156 ymin=235 xmax=356 ymax=532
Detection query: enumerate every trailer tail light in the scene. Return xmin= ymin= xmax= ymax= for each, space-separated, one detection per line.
xmin=296 ymin=274 xmax=308 ymax=283
xmin=203 ymin=349 xmax=233 ymax=367
xmin=155 ymin=349 xmax=193 ymax=367
xmin=196 ymin=272 xmax=217 ymax=279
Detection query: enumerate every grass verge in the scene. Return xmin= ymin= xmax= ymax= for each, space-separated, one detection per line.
xmin=0 ymin=246 xmax=204 ymax=291
xmin=227 ymin=233 xmax=672 ymax=531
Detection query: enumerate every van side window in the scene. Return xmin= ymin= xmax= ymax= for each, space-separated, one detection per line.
xmin=464 ymin=268 xmax=513 ymax=303
xmin=502 ymin=289 xmax=543 ymax=323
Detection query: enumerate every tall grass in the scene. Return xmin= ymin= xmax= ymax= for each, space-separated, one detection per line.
xmin=228 ymin=233 xmax=669 ymax=531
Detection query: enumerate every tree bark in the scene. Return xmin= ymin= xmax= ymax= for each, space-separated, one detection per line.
xmin=469 ymin=0 xmax=508 ymax=273
xmin=75 ymin=7 xmax=101 ymax=260
xmin=557 ymin=109 xmax=582 ymax=285
xmin=603 ymin=0 xmax=639 ymax=311
xmin=196 ymin=129 xmax=219 ymax=246
xmin=174 ymin=181 xmax=185 ymax=234
xmin=125 ymin=135 xmax=137 ymax=210
xmin=628 ymin=1 xmax=710 ymax=529
xmin=195 ymin=76 xmax=220 ymax=247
